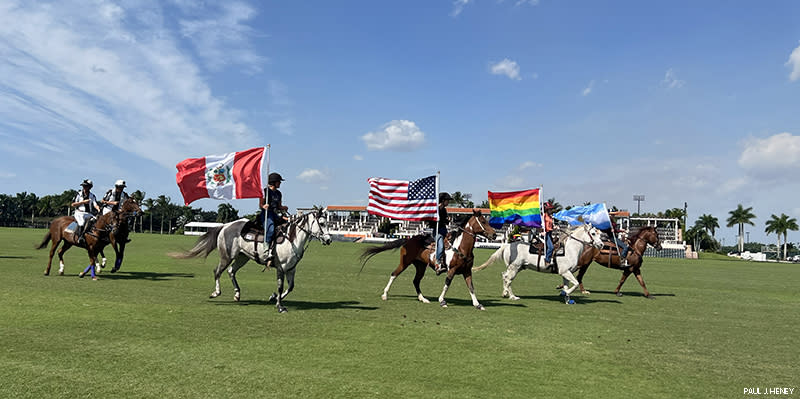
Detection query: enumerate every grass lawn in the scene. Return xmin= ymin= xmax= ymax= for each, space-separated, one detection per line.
xmin=1 ymin=227 xmax=797 ymax=398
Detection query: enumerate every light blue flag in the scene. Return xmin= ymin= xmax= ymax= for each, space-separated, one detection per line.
xmin=553 ymin=203 xmax=612 ymax=230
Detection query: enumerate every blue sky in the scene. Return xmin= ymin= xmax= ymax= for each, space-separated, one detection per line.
xmin=1 ymin=0 xmax=799 ymax=244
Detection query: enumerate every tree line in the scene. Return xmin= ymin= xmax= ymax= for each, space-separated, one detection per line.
xmin=0 ymin=191 xmax=253 ymax=234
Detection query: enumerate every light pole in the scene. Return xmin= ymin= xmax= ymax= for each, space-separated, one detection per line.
xmin=746 ymin=231 xmax=750 ymax=243
xmin=633 ymin=195 xmax=645 ymax=215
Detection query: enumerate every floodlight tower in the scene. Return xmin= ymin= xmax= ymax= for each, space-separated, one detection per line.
xmin=633 ymin=195 xmax=645 ymax=215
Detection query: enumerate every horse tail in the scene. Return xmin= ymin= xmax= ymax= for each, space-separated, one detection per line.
xmin=35 ymin=231 xmax=52 ymax=250
xmin=168 ymin=226 xmax=223 ymax=259
xmin=473 ymin=244 xmax=507 ymax=271
xmin=359 ymin=238 xmax=408 ymax=267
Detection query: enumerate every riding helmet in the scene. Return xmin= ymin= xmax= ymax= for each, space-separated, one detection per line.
xmin=544 ymin=201 xmax=554 ymax=210
xmin=115 ymin=179 xmax=126 ymax=187
xmin=439 ymin=192 xmax=453 ymax=202
xmin=80 ymin=179 xmax=93 ymax=188
xmin=268 ymin=172 xmax=285 ymax=184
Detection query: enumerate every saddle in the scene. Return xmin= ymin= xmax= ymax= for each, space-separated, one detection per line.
xmin=422 ymin=232 xmax=453 ymax=264
xmin=527 ymin=235 xmax=564 ymax=257
xmin=240 ymin=220 xmax=290 ymax=244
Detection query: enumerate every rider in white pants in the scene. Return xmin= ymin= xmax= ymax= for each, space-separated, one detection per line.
xmin=71 ymin=179 xmax=100 ymax=244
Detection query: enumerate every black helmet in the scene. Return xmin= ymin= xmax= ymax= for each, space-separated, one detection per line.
xmin=439 ymin=192 xmax=453 ymax=202
xmin=268 ymin=172 xmax=284 ymax=184
xmin=80 ymin=179 xmax=93 ymax=188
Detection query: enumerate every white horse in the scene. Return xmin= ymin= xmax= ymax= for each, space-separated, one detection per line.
xmin=473 ymin=224 xmax=604 ymax=304
xmin=171 ymin=209 xmax=332 ymax=313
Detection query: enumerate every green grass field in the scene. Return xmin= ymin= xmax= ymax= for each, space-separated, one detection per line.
xmin=1 ymin=227 xmax=797 ymax=398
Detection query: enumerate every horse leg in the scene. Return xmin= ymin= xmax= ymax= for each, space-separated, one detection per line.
xmin=227 ymin=254 xmax=249 ymax=302
xmin=463 ymin=271 xmax=485 ymax=310
xmin=501 ymin=263 xmax=522 ymax=300
xmin=632 ymin=268 xmax=654 ymax=299
xmin=111 ymin=242 xmax=125 ymax=273
xmin=57 ymin=242 xmax=72 ymax=276
xmin=45 ymin=239 xmax=60 ymax=276
xmin=575 ymin=263 xmax=591 ymax=295
xmin=559 ymin=270 xmax=580 ymax=304
xmin=411 ymin=261 xmax=430 ymax=303
xmin=209 ymin=259 xmax=232 ymax=299
xmin=381 ymin=259 xmax=411 ymax=301
xmin=614 ymin=269 xmax=633 ymax=297
xmin=273 ymin=269 xmax=288 ymax=313
xmin=437 ymin=275 xmax=453 ymax=308
xmin=279 ymin=267 xmax=296 ymax=300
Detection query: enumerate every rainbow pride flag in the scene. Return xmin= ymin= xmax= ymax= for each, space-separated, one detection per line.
xmin=487 ymin=188 xmax=542 ymax=228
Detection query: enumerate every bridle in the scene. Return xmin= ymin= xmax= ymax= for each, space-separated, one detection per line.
xmin=564 ymin=224 xmax=600 ymax=247
xmin=294 ymin=210 xmax=329 ymax=243
xmin=457 ymin=214 xmax=494 ymax=239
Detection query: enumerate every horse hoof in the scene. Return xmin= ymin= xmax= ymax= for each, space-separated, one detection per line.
xmin=559 ymin=290 xmax=566 ymax=296
xmin=646 ymin=295 xmax=656 ymax=300
xmin=381 ymin=294 xmax=387 ymax=301
xmin=615 ymin=292 xmax=623 ymax=297
xmin=209 ymin=292 xmax=220 ymax=299
xmin=439 ymin=301 xmax=447 ymax=308
xmin=567 ymin=299 xmax=575 ymax=305
xmin=510 ymin=296 xmax=520 ymax=301
xmin=582 ymin=290 xmax=591 ymax=295
xmin=475 ymin=304 xmax=485 ymax=310
xmin=234 ymin=293 xmax=240 ymax=302
xmin=268 ymin=293 xmax=277 ymax=302
xmin=111 ymin=268 xmax=119 ymax=273
xmin=278 ymin=307 xmax=288 ymax=313
xmin=44 ymin=272 xmax=49 ymax=276
xmin=58 ymin=271 xmax=64 ymax=276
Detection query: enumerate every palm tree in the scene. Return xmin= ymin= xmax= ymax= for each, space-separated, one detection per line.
xmin=155 ymin=195 xmax=171 ymax=234
xmin=695 ymin=214 xmax=719 ymax=237
xmin=142 ymin=198 xmax=155 ymax=233
xmin=217 ymin=203 xmax=239 ymax=223
xmin=131 ymin=190 xmax=146 ymax=232
xmin=545 ymin=198 xmax=563 ymax=213
xmin=450 ymin=191 xmax=474 ymax=208
xmin=765 ymin=214 xmax=799 ymax=260
xmin=727 ymin=204 xmax=756 ymax=253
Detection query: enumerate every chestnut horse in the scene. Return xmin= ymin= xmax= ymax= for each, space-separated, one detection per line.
xmin=36 ymin=198 xmax=141 ymax=276
xmin=360 ymin=210 xmax=497 ymax=310
xmin=572 ymin=226 xmax=662 ymax=298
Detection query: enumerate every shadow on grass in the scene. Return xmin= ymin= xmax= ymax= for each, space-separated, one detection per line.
xmin=99 ymin=271 xmax=195 ymax=281
xmin=513 ymin=294 xmax=623 ymax=305
xmin=212 ymin=299 xmax=379 ymax=311
xmin=388 ymin=294 xmax=527 ymax=308
xmin=587 ymin=290 xmax=676 ymax=298
xmin=0 ymin=255 xmax=32 ymax=259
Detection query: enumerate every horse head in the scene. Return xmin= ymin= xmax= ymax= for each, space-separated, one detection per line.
xmin=643 ymin=226 xmax=662 ymax=251
xmin=468 ymin=209 xmax=497 ymax=240
xmin=584 ymin=224 xmax=605 ymax=249
xmin=306 ymin=207 xmax=332 ymax=245
xmin=118 ymin=198 xmax=142 ymax=217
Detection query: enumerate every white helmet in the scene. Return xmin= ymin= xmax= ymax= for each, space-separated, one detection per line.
xmin=115 ymin=179 xmax=126 ymax=187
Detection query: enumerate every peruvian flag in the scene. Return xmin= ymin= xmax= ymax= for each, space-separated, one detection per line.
xmin=176 ymin=147 xmax=266 ymax=205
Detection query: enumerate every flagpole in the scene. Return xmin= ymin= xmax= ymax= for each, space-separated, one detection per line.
xmin=434 ymin=171 xmax=440 ymax=265
xmin=264 ymin=145 xmax=271 ymax=233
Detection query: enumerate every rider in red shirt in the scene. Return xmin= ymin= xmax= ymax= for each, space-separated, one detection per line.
xmin=543 ymin=202 xmax=556 ymax=268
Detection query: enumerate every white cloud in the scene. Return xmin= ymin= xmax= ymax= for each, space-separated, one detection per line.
xmin=272 ymin=118 xmax=294 ymax=136
xmin=297 ymin=168 xmax=329 ymax=183
xmin=353 ymin=155 xmax=363 ymax=161
xmin=451 ymin=0 xmax=471 ymax=17
xmin=0 ymin=0 xmax=263 ymax=168
xmin=787 ymin=42 xmax=800 ymax=82
xmin=0 ymin=172 xmax=17 ymax=179
xmin=361 ymin=120 xmax=426 ymax=151
xmin=489 ymin=59 xmax=522 ymax=80
xmin=738 ymin=133 xmax=800 ymax=176
xmin=178 ymin=1 xmax=265 ymax=73
xmin=518 ymin=161 xmax=541 ymax=170
xmin=661 ymin=68 xmax=685 ymax=89
xmin=515 ymin=0 xmax=541 ymax=5
xmin=582 ymin=80 xmax=595 ymax=96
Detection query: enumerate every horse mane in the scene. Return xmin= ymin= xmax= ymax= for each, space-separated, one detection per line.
xmin=627 ymin=226 xmax=654 ymax=243
xmin=452 ymin=214 xmax=471 ymax=227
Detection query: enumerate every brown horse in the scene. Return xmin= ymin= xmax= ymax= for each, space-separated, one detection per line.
xmin=360 ymin=210 xmax=497 ymax=309
xmin=36 ymin=198 xmax=141 ymax=276
xmin=571 ymin=225 xmax=662 ymax=298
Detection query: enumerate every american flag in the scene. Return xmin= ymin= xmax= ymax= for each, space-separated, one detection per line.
xmin=367 ymin=175 xmax=439 ymax=221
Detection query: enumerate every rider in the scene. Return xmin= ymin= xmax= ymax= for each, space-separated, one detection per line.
xmin=428 ymin=192 xmax=451 ymax=275
xmin=608 ymin=217 xmax=630 ymax=267
xmin=101 ymin=179 xmax=129 ymax=215
xmin=260 ymin=172 xmax=289 ymax=265
xmin=543 ymin=202 xmax=557 ymax=269
xmin=71 ymin=179 xmax=101 ymax=245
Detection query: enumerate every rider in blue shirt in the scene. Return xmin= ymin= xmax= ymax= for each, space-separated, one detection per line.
xmin=259 ymin=172 xmax=289 ymax=264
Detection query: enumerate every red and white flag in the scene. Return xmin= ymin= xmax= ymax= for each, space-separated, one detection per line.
xmin=176 ymin=147 xmax=266 ymax=205
xmin=367 ymin=175 xmax=439 ymax=221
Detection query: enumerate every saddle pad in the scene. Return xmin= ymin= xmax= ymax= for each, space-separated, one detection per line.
xmin=64 ymin=222 xmax=77 ymax=234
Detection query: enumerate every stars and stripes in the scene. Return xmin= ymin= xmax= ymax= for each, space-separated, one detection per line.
xmin=367 ymin=175 xmax=439 ymax=221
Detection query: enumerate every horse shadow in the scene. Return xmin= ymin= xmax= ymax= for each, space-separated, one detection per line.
xmin=391 ymin=294 xmax=527 ymax=308
xmin=99 ymin=271 xmax=195 ymax=281
xmin=514 ymin=294 xmax=623 ymax=305
xmin=588 ymin=290 xmax=676 ymax=298
xmin=0 ymin=255 xmax=32 ymax=259
xmin=213 ymin=299 xmax=379 ymax=311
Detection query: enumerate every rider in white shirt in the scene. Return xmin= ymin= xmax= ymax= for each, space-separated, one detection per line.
xmin=71 ymin=179 xmax=101 ymax=244
xmin=101 ymin=179 xmax=129 ymax=215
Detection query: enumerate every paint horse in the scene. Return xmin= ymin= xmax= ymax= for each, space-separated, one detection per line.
xmin=571 ymin=225 xmax=663 ymax=299
xmin=170 ymin=208 xmax=332 ymax=313
xmin=36 ymin=198 xmax=142 ymax=277
xmin=473 ymin=224 xmax=605 ymax=304
xmin=360 ymin=210 xmax=497 ymax=310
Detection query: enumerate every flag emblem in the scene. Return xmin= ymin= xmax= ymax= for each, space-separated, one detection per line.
xmin=208 ymin=164 xmax=231 ymax=186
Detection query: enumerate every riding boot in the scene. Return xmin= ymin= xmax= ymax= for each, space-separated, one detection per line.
xmin=264 ymin=241 xmax=276 ymax=269
xmin=77 ymin=223 xmax=86 ymax=245
xmin=435 ymin=259 xmax=447 ymax=276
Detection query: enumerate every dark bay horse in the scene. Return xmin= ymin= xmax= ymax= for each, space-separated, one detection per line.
xmin=572 ymin=226 xmax=663 ymax=298
xmin=36 ymin=198 xmax=142 ymax=276
xmin=360 ymin=210 xmax=497 ymax=310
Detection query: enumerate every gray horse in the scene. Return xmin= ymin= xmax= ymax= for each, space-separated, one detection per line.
xmin=171 ymin=209 xmax=332 ymax=313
